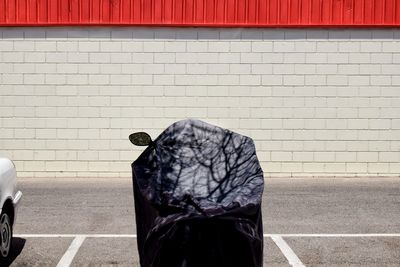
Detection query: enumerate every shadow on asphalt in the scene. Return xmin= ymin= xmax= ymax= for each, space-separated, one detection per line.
xmin=0 ymin=237 xmax=26 ymax=266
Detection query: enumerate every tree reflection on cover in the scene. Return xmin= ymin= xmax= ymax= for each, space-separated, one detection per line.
xmin=134 ymin=119 xmax=264 ymax=215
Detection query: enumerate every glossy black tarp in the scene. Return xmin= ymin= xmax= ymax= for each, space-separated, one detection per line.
xmin=131 ymin=119 xmax=264 ymax=267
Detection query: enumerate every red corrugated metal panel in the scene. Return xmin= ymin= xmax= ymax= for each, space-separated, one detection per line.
xmin=0 ymin=0 xmax=399 ymax=27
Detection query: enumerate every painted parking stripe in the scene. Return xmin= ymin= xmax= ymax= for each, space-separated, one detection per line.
xmin=16 ymin=234 xmax=137 ymax=238
xmin=271 ymin=235 xmax=305 ymax=267
xmin=56 ymin=235 xmax=86 ymax=267
xmin=266 ymin=233 xmax=400 ymax=237
xmin=15 ymin=233 xmax=400 ymax=238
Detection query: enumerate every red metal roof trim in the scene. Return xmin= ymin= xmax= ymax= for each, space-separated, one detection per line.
xmin=1 ymin=0 xmax=399 ymax=27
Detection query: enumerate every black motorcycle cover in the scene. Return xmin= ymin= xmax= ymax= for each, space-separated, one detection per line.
xmin=132 ymin=119 xmax=264 ymax=267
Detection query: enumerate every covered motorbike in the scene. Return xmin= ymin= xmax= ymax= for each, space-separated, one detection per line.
xmin=130 ymin=119 xmax=264 ymax=267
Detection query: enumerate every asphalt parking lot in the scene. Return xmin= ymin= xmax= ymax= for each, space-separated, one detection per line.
xmin=4 ymin=177 xmax=400 ymax=266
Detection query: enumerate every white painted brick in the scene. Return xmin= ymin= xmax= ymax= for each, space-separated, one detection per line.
xmin=324 ymin=163 xmax=346 ymax=173
xmin=271 ymin=152 xmax=292 ymax=161
xmin=13 ymin=150 xmax=34 ymax=160
xmin=284 ymin=53 xmax=306 ymax=64
xmin=208 ymin=42 xmax=230 ymax=52
xmin=349 ymin=76 xmax=370 ymax=86
xmin=251 ymin=42 xmax=273 ymax=52
xmin=57 ymin=41 xmax=78 ymax=51
xmin=370 ymin=76 xmax=391 ymax=86
xmin=207 ymin=64 xmax=230 ymax=74
xmin=164 ymin=42 xmax=186 ymax=52
xmin=360 ymin=42 xmax=382 ymax=52
xmin=110 ymin=75 xmax=131 ymax=85
xmin=368 ymin=163 xmax=389 ymax=173
xmin=46 ymin=52 xmax=67 ymax=63
xmin=110 ymin=96 xmax=131 ymax=107
xmin=283 ymin=75 xmax=304 ymax=86
xmin=306 ymin=53 xmax=328 ymax=63
xmin=88 ymin=53 xmax=109 ymax=63
xmin=110 ymin=53 xmax=132 ymax=63
xmin=370 ymin=53 xmax=392 ymax=63
xmin=0 ymin=41 xmax=14 ymax=51
xmin=56 ymin=150 xmax=77 ymax=161
xmin=14 ymin=128 xmax=35 ymax=139
xmin=88 ymin=74 xmax=109 ymax=85
xmin=359 ymin=65 xmax=381 ymax=75
xmin=314 ymin=152 xmax=335 ymax=162
xmin=56 ymin=64 xmax=78 ymax=74
xmin=67 ymin=162 xmax=89 ymax=171
xmin=369 ymin=119 xmax=391 ymax=129
xmin=273 ymin=64 xmax=294 ymax=74
xmin=316 ymin=42 xmax=338 ymax=52
xmin=87 ymin=118 xmax=109 ymax=129
xmin=294 ymin=64 xmax=316 ymax=74
xmin=24 ymin=52 xmax=45 ymax=62
xmin=262 ymin=53 xmax=283 ymax=63
xmin=295 ymin=42 xmax=316 ymax=52
xmin=382 ymin=42 xmax=400 ymax=52
xmin=154 ymin=53 xmax=175 ymax=63
xmin=24 ymin=161 xmax=45 ymax=171
xmin=338 ymin=42 xmax=360 ymax=52
xmin=230 ymin=42 xmax=251 ymax=52
xmin=240 ymin=75 xmax=261 ymax=85
xmin=100 ymin=42 xmax=122 ymax=52
xmin=281 ymin=162 xmax=303 ymax=172
xmin=2 ymin=74 xmax=23 ymax=84
xmin=68 ymin=52 xmax=89 ymax=63
xmin=14 ymin=41 xmax=35 ymax=51
xmin=77 ymin=107 xmax=99 ymax=117
xmin=283 ymin=96 xmax=304 ymax=107
xmin=67 ymin=118 xmax=89 ymax=129
xmin=34 ymin=151 xmax=55 ymax=160
xmin=381 ymin=64 xmax=400 ymax=75
xmin=218 ymin=53 xmax=240 ymax=63
xmin=240 ymin=53 xmax=263 ymax=63
xmin=349 ymin=53 xmax=371 ymax=63
xmin=45 ymin=74 xmax=66 ymax=85
xmin=327 ymin=75 xmax=348 ymax=86
xmin=316 ymin=64 xmax=337 ymax=74
xmin=357 ymin=152 xmax=379 ymax=162
xmin=337 ymin=64 xmax=359 ymax=75
xmin=35 ymin=41 xmax=56 ymax=51
xmin=283 ymin=119 xmax=305 ymax=129
xmin=379 ymin=151 xmax=400 ymax=163
xmin=334 ymin=148 xmax=357 ymax=160
xmin=78 ymin=41 xmax=100 ymax=52
xmin=24 ymin=74 xmax=45 ymax=84
xmin=273 ymin=42 xmax=295 ymax=52
xmin=263 ymin=162 xmax=281 ymax=173
xmin=327 ymin=53 xmax=348 ymax=64
xmin=305 ymin=75 xmax=326 ymax=85
xmin=390 ymin=163 xmax=400 ymax=173
xmin=0 ymin=63 xmax=13 ymax=73
xmin=152 ymin=75 xmax=173 ymax=85
xmin=120 ymin=64 xmax=143 ymax=74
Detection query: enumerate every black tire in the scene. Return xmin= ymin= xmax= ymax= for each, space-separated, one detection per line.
xmin=0 ymin=212 xmax=12 ymax=259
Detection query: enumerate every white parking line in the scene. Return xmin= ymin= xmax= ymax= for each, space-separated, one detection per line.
xmin=56 ymin=235 xmax=86 ymax=267
xmin=15 ymin=233 xmax=400 ymax=238
xmin=265 ymin=233 xmax=400 ymax=237
xmin=16 ymin=234 xmax=137 ymax=238
xmin=271 ymin=235 xmax=305 ymax=267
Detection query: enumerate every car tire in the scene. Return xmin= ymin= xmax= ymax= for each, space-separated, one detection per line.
xmin=0 ymin=212 xmax=12 ymax=259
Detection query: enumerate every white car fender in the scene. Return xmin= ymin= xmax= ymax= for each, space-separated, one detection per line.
xmin=0 ymin=158 xmax=22 ymax=225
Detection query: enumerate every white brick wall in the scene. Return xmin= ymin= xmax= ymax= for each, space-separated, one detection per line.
xmin=1 ymin=27 xmax=399 ymax=178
